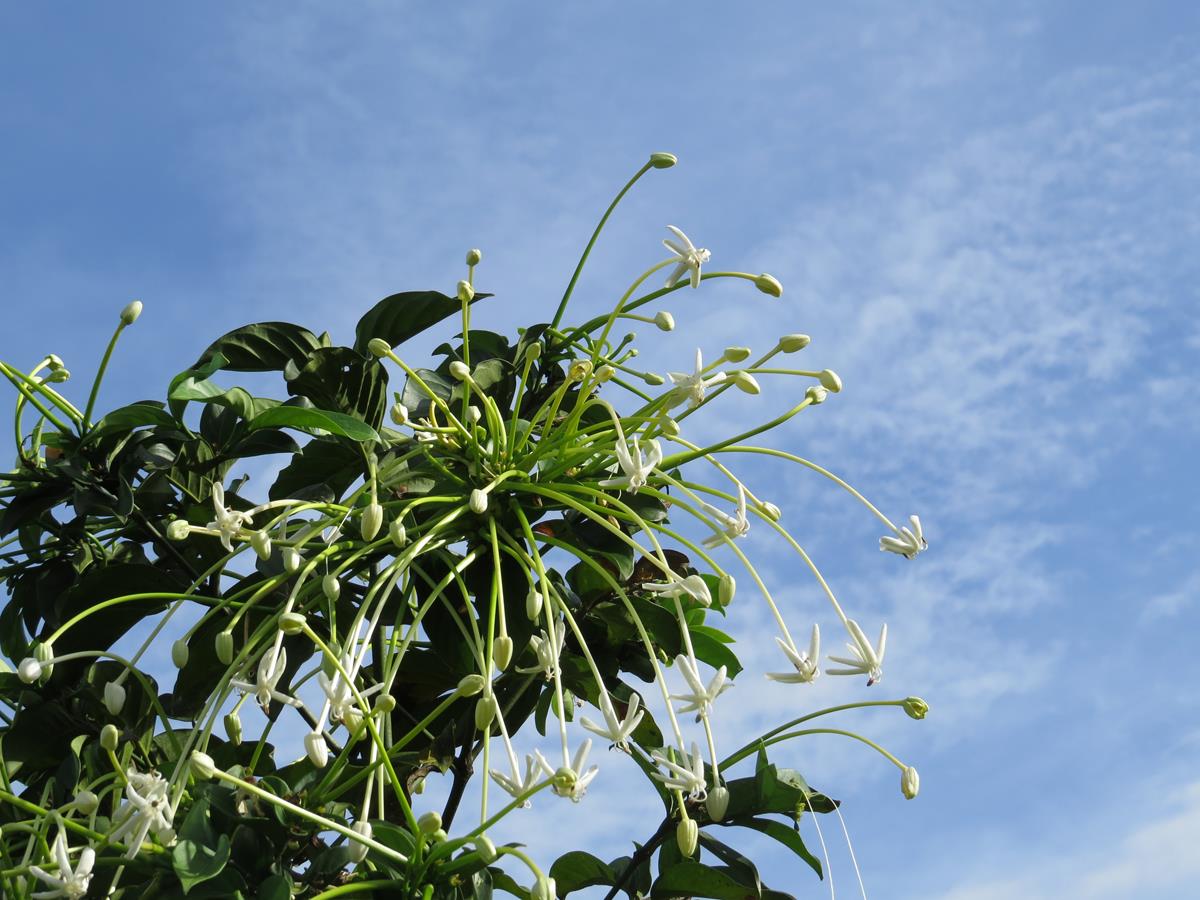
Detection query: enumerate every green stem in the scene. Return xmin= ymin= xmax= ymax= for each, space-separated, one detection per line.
xmin=82 ymin=321 xmax=127 ymax=431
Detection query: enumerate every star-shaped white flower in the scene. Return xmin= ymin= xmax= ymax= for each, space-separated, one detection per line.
xmin=766 ymin=625 xmax=820 ymax=684
xmin=317 ymin=651 xmax=382 ymax=731
xmin=827 ymin=619 xmax=887 ymax=686
xmin=667 ymin=349 xmax=726 ymax=410
xmin=651 ymin=742 xmax=707 ymax=800
xmin=516 ymin=628 xmax=566 ymax=681
xmin=109 ymin=767 xmax=175 ymax=857
xmin=231 ymin=648 xmax=302 ymax=713
xmin=701 ymin=484 xmax=750 ymax=548
xmin=535 ymin=739 xmax=600 ymax=803
xmin=29 ymin=828 xmax=95 ymax=899
xmin=580 ymin=691 xmax=644 ymax=750
xmin=206 ymin=482 xmax=254 ymax=552
xmin=880 ymin=514 xmax=927 ymax=559
xmin=490 ymin=753 xmax=543 ymax=807
xmin=598 ymin=434 xmax=662 ymax=492
xmin=670 ymin=655 xmax=731 ymax=718
xmin=641 ymin=573 xmax=712 ymax=608
xmin=663 ymin=225 xmax=711 ymax=289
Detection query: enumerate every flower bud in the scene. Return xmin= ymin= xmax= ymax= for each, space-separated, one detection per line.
xmin=466 ymin=405 xmax=482 ymax=425
xmin=805 ymin=385 xmax=828 ymax=405
xmin=103 ymin=680 xmax=127 ymax=716
xmin=250 ymin=529 xmax=272 ymax=560
xmin=373 ymin=693 xmax=396 ymax=715
xmin=388 ymin=519 xmax=407 ymax=548
xmin=466 ymin=248 xmax=483 ymax=266
xmin=568 ymin=359 xmax=593 ymax=382
xmin=348 ymin=821 xmax=373 ymax=862
xmin=456 ymin=280 xmax=475 ymax=303
xmin=449 ymin=360 xmax=472 ymax=382
xmin=361 ymin=502 xmax=384 ymax=541
xmin=643 ymin=372 xmax=665 ymax=386
xmin=729 ymin=370 xmax=761 ymax=395
xmin=818 ymin=369 xmax=843 ymax=392
xmin=649 ymin=151 xmax=678 ymax=169
xmin=595 ymin=364 xmax=615 ymax=383
xmin=658 ymin=415 xmax=680 ymax=436
xmin=119 ymin=300 xmax=143 ymax=325
xmin=706 ymin=786 xmax=730 ymax=821
xmin=17 ymin=657 xmax=43 ymax=684
xmin=526 ymin=587 xmax=543 ymax=620
xmin=166 ymin=519 xmax=190 ymax=542
xmin=305 ymin=731 xmax=330 ymax=768
xmin=754 ymin=273 xmax=783 ymax=297
xmin=47 ymin=367 xmax=70 ymax=383
xmin=655 ymin=311 xmax=676 ymax=332
xmin=171 ymin=639 xmax=190 ymax=669
xmin=778 ymin=333 xmax=811 ymax=353
xmin=279 ymin=612 xmax=307 ymax=635
xmin=100 ymin=724 xmax=120 ymax=752
xmin=903 ymin=697 xmax=929 ymax=720
xmin=322 ymin=573 xmax=341 ymax=602
xmin=676 ymin=817 xmax=698 ymax=856
xmin=469 ymin=489 xmax=489 ymax=515
xmin=524 ymin=341 xmax=543 ymax=362
xmin=718 ymin=573 xmax=736 ymax=606
xmin=457 ymin=674 xmax=486 ymax=697
xmin=411 ymin=776 xmax=426 ymax=794
xmin=282 ymin=547 xmax=302 ymax=573
xmin=215 ymin=631 xmax=234 ymax=665
xmin=366 ymin=338 xmax=391 ymax=358
xmin=475 ymin=694 xmax=498 ymax=730
xmin=432 ymin=828 xmax=448 ymax=842
xmin=532 ymin=875 xmax=558 ymax=900
xmin=390 ymin=401 xmax=409 ymax=426
xmin=474 ymin=835 xmax=498 ymax=864
xmin=759 ymin=501 xmax=782 ymax=522
xmin=724 ymin=346 xmax=751 ymax=363
xmin=417 ymin=810 xmax=442 ymax=835
xmin=190 ymin=750 xmax=217 ymax=779
xmin=901 ymin=765 xmax=920 ymax=799
xmin=73 ymin=790 xmax=100 ymax=815
xmin=492 ymin=635 xmax=513 ymax=671
xmin=224 ymin=711 xmax=243 ymax=745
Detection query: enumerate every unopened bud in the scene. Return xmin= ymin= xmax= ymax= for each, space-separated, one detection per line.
xmin=390 ymin=401 xmax=410 ymax=426
xmin=366 ymin=338 xmax=391 ymax=358
xmin=190 ymin=750 xmax=217 ymax=779
xmin=805 ymin=385 xmax=828 ymax=405
xmin=224 ymin=712 xmax=243 ymax=745
xmin=166 ymin=519 xmax=190 ymax=542
xmin=17 ymin=657 xmax=42 ymax=684
xmin=759 ymin=501 xmax=782 ymax=522
xmin=73 ymin=790 xmax=99 ymax=815
xmin=215 ymin=631 xmax=234 ymax=665
xmin=778 ymin=333 xmax=811 ymax=353
xmin=659 ymin=416 xmax=680 ymax=437
xmin=457 ymin=674 xmax=486 ymax=697
xmin=466 ymin=405 xmax=482 ymax=424
xmin=100 ymin=724 xmax=120 ymax=752
xmin=754 ymin=273 xmax=783 ymax=297
xmin=103 ymin=680 xmax=127 ymax=716
xmin=718 ymin=573 xmax=736 ymax=606
xmin=361 ymin=503 xmax=384 ymax=541
xmin=449 ymin=360 xmax=472 ymax=382
xmin=373 ymin=693 xmax=396 ymax=714
xmin=595 ymin=365 xmax=615 ymax=383
xmin=724 ymin=346 xmax=751 ymax=363
xmin=649 ymin=151 xmax=678 ymax=169
xmin=475 ymin=694 xmax=498 ymax=730
xmin=818 ymin=369 xmax=842 ymax=392
xmin=903 ymin=697 xmax=929 ymax=720
xmin=676 ymin=817 xmax=698 ymax=856
xmin=466 ymin=248 xmax=483 ymax=266
xmin=250 ymin=530 xmax=272 ymax=560
xmin=348 ymin=821 xmax=373 ymax=863
xmin=456 ymin=280 xmax=475 ymax=303
xmin=388 ymin=519 xmax=407 ymax=548
xmin=524 ymin=341 xmax=543 ymax=362
xmin=706 ymin=786 xmax=730 ymax=821
xmin=901 ymin=765 xmax=920 ymax=799
xmin=417 ymin=811 xmax=442 ymax=835
xmin=171 ymin=639 xmax=190 ymax=669
xmin=119 ymin=300 xmax=143 ymax=326
xmin=469 ymin=489 xmax=489 ymax=515
xmin=305 ymin=731 xmax=330 ymax=768
xmin=729 ymin=370 xmax=761 ymax=395
xmin=643 ymin=372 xmax=665 ymax=386
xmin=474 ymin=835 xmax=498 ymax=864
xmin=322 ymin=574 xmax=341 ymax=602
xmin=568 ymin=359 xmax=593 ymax=382
xmin=655 ymin=311 xmax=675 ymax=331
xmin=283 ymin=547 xmax=302 ymax=573
xmin=526 ymin=587 xmax=543 ymax=620
xmin=411 ymin=776 xmax=426 ymax=794
xmin=47 ymin=366 xmax=70 ymax=383
xmin=492 ymin=635 xmax=513 ymax=671
xmin=279 ymin=612 xmax=307 ymax=635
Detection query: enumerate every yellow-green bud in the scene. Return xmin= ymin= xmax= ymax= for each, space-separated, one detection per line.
xmin=706 ymin=786 xmax=730 ymax=821
xmin=754 ymin=273 xmax=783 ymax=297
xmin=190 ymin=750 xmax=217 ymax=779
xmin=417 ymin=811 xmax=442 ymax=835
xmin=778 ymin=333 xmax=811 ymax=353
xmin=166 ymin=519 xmax=190 ymax=541
xmin=215 ymin=631 xmax=234 ymax=665
xmin=322 ymin=573 xmax=341 ymax=602
xmin=457 ymin=674 xmax=486 ymax=697
xmin=224 ymin=711 xmax=243 ymax=745
xmin=526 ymin=587 xmax=543 ymax=620
xmin=729 ymin=370 xmax=761 ymax=395
xmin=724 ymin=346 xmax=751 ymax=363
xmin=759 ymin=501 xmax=782 ymax=522
xmin=643 ymin=372 xmax=665 ymax=386
xmin=718 ymin=573 xmax=736 ymax=606
xmin=389 ymin=519 xmax=407 ymax=548
xmin=411 ymin=775 xmax=426 ymax=794
xmin=349 ymin=821 xmax=373 ymax=863
xmin=250 ymin=529 xmax=272 ymax=560
xmin=366 ymin=338 xmax=391 ymax=358
xmin=279 ymin=612 xmax=307 ymax=635
xmin=474 ymin=835 xmax=498 ymax=864
xmin=805 ymin=385 xmax=828 ymax=405
xmin=655 ymin=311 xmax=675 ymax=331
xmin=492 ymin=635 xmax=513 ymax=671
xmin=466 ymin=248 xmax=483 ymax=266
xmin=361 ymin=502 xmax=384 ymax=541
xmin=456 ymin=280 xmax=475 ymax=303
xmin=818 ymin=369 xmax=843 ymax=392
xmin=73 ymin=790 xmax=100 ymax=815
xmin=305 ymin=731 xmax=330 ymax=768
xmin=475 ymin=694 xmax=498 ymax=730
xmin=649 ymin=151 xmax=678 ymax=169
xmin=525 ymin=341 xmax=543 ymax=362
xmin=469 ymin=489 xmax=489 ymax=515
xmin=659 ymin=416 xmax=680 ymax=437
xmin=390 ymin=401 xmax=409 ymax=426
xmin=103 ymin=680 xmax=127 ymax=716
xmin=595 ymin=364 xmax=615 ymax=383
xmin=568 ymin=359 xmax=592 ymax=382
xmin=903 ymin=697 xmax=929 ymax=720
xmin=676 ymin=817 xmax=698 ymax=856
xmin=171 ymin=638 xmax=190 ymax=669
xmin=100 ymin=724 xmax=120 ymax=752
xmin=46 ymin=366 xmax=70 ymax=383
xmin=902 ymin=765 xmax=920 ymax=799
xmin=283 ymin=547 xmax=302 ymax=573
xmin=119 ymin=300 xmax=143 ymax=325
xmin=466 ymin=405 xmax=482 ymax=425
xmin=449 ymin=360 xmax=472 ymax=382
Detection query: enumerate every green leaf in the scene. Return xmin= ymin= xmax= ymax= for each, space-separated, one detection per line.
xmin=255 ymin=874 xmax=293 ymax=900
xmin=688 ymin=627 xmax=743 ymax=678
xmin=727 ymin=817 xmax=822 ymax=880
xmin=696 ymin=834 xmax=761 ymax=894
xmin=172 ymin=796 xmax=232 ymax=893
xmin=247 ymin=405 xmax=380 ymax=443
xmin=651 ymin=861 xmax=761 ymax=899
xmin=550 ymin=850 xmax=616 ymax=893
xmin=354 ymin=290 xmax=491 ymax=355
xmin=87 ymin=401 xmax=179 ymax=441
xmin=285 ymin=346 xmax=388 ymax=428
xmin=193 ymin=322 xmax=324 ymax=372
xmin=268 ymin=437 xmax=363 ymax=502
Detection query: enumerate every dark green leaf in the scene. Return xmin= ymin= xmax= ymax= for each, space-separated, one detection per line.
xmin=727 ymin=817 xmax=822 ymax=879
xmin=285 ymin=346 xmax=388 ymax=428
xmin=193 ymin=322 xmax=323 ymax=372
xmin=651 ymin=861 xmax=760 ymax=899
xmin=354 ymin=290 xmax=491 ymax=355
xmin=550 ymin=850 xmax=616 ymax=893
xmin=248 ymin=405 xmax=380 ymax=443
xmin=172 ymin=796 xmax=232 ymax=893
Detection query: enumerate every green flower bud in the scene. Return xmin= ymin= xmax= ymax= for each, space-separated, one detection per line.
xmin=818 ymin=369 xmax=843 ymax=392
xmin=449 ymin=360 xmax=472 ymax=382
xmin=279 ymin=612 xmax=307 ymax=635
xmin=643 ymin=371 xmax=666 ymax=386
xmin=754 ymin=273 xmax=783 ymax=297
xmin=903 ymin=697 xmax=929 ymax=720
xmin=469 ymin=489 xmax=489 ymax=515
xmin=524 ymin=341 xmax=543 ymax=362
xmin=250 ymin=529 xmax=272 ymax=560
xmin=390 ymin=401 xmax=409 ymax=426
xmin=103 ymin=680 xmax=126 ymax=716
xmin=474 ymin=835 xmax=498 ymax=864
xmin=466 ymin=405 xmax=482 ymax=425
xmin=373 ymin=693 xmax=396 ymax=715
xmin=457 ymin=673 xmax=486 ymax=697
xmin=805 ymin=385 xmax=828 ymax=405
xmin=526 ymin=587 xmax=543 ymax=620
xmin=466 ymin=248 xmax=483 ymax=266
xmin=47 ymin=366 xmax=70 ymax=383
xmin=166 ymin=519 xmax=190 ymax=542
xmin=17 ymin=657 xmax=42 ymax=683
xmin=729 ymin=370 xmax=761 ymax=395
xmin=100 ymin=724 xmax=120 ymax=752
xmin=366 ymin=338 xmax=391 ymax=358
xmin=778 ymin=333 xmax=811 ymax=353
xmin=283 ymin=547 xmax=302 ymax=573
xmin=655 ymin=311 xmax=675 ymax=331
xmin=759 ymin=501 xmax=782 ymax=522
xmin=361 ymin=502 xmax=384 ymax=541
xmin=417 ymin=810 xmax=442 ymax=835
xmin=492 ymin=635 xmax=513 ymax=671
xmin=389 ymin=519 xmax=408 ymax=548
xmin=171 ymin=638 xmax=190 ymax=669
xmin=224 ymin=711 xmax=243 ymax=745
xmin=659 ymin=416 xmax=680 ymax=437
xmin=73 ymin=790 xmax=100 ymax=815
xmin=475 ymin=694 xmax=498 ymax=730
xmin=718 ymin=573 xmax=736 ymax=606
xmin=215 ymin=631 xmax=234 ymax=665
xmin=457 ymin=280 xmax=475 ymax=303
xmin=595 ymin=364 xmax=615 ymax=383
xmin=322 ymin=573 xmax=341 ymax=602
xmin=190 ymin=750 xmax=217 ymax=779
xmin=724 ymin=346 xmax=751 ymax=363
xmin=411 ymin=775 xmax=426 ymax=794
xmin=349 ymin=821 xmax=373 ymax=862
xmin=119 ymin=300 xmax=143 ymax=326
xmin=706 ymin=786 xmax=730 ymax=821
xmin=649 ymin=151 xmax=678 ymax=169
xmin=568 ymin=359 xmax=593 ymax=382
xmin=305 ymin=731 xmax=329 ymax=768
xmin=676 ymin=817 xmax=698 ymax=856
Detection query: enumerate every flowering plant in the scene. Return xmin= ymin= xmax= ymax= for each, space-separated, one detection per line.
xmin=0 ymin=153 xmax=927 ymax=899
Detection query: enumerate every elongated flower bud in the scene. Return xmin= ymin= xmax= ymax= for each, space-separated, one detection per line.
xmin=100 ymin=724 xmax=120 ymax=752
xmin=778 ymin=333 xmax=811 ymax=353
xmin=457 ymin=673 xmax=486 ymax=697
xmin=190 ymin=750 xmax=217 ymax=779
xmin=215 ymin=631 xmax=234 ymax=665
xmin=524 ymin=341 xmax=542 ymax=362
xmin=390 ymin=401 xmax=409 ymax=426
xmin=492 ymin=635 xmax=513 ymax=671
xmin=103 ymin=681 xmax=126 ymax=716
xmin=469 ymin=489 xmax=489 ymax=514
xmin=361 ymin=503 xmax=384 ymax=541
xmin=322 ymin=573 xmax=341 ymax=602
xmin=466 ymin=248 xmax=483 ymax=266
xmin=120 ymin=300 xmax=143 ymax=325
xmin=250 ymin=529 xmax=272 ymax=560
xmin=526 ymin=587 xmax=543 ymax=620
xmin=18 ymin=657 xmax=43 ymax=683
xmin=366 ymin=338 xmax=391 ymax=358
xmin=449 ymin=360 xmax=471 ymax=382
xmin=596 ymin=364 xmax=615 ymax=383
xmin=729 ymin=370 xmax=761 ymax=395
xmin=224 ymin=711 xmax=243 ymax=745
xmin=903 ymin=697 xmax=929 ymax=720
xmin=659 ymin=416 xmax=680 ymax=436
xmin=902 ymin=765 xmax=920 ymax=799
xmin=166 ymin=519 xmax=190 ymax=542
xmin=279 ymin=612 xmax=307 ymax=635
xmin=643 ymin=372 xmax=666 ymax=386
xmin=706 ymin=786 xmax=730 ymax=821
xmin=655 ymin=311 xmax=675 ymax=331
xmin=754 ymin=273 xmax=783 ymax=297
xmin=475 ymin=694 xmax=498 ymax=731
xmin=532 ymin=876 xmax=557 ymax=900
xmin=718 ymin=573 xmax=736 ymax=606
xmin=348 ymin=821 xmax=373 ymax=862
xmin=457 ymin=280 xmax=475 ymax=303
xmin=73 ymin=790 xmax=100 ymax=815
xmin=724 ymin=346 xmax=751 ymax=363
xmin=305 ymin=731 xmax=330 ymax=768
xmin=283 ymin=547 xmax=302 ymax=573
xmin=818 ymin=369 xmax=843 ymax=392
xmin=759 ymin=501 xmax=782 ymax=522
xmin=676 ymin=818 xmax=699 ymax=856
xmin=474 ymin=835 xmax=498 ymax=864
xmin=649 ymin=151 xmax=678 ymax=169
xmin=171 ymin=639 xmax=189 ymax=669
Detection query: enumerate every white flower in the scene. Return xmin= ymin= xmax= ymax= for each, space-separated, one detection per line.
xmin=765 ymin=626 xmax=820 ymax=684
xmin=901 ymin=765 xmax=920 ymax=799
xmin=535 ymin=739 xmax=600 ymax=803
xmin=206 ymin=483 xmax=253 ymax=552
xmin=580 ymin=691 xmax=644 ymax=750
xmin=880 ymin=514 xmax=927 ymax=559
xmin=598 ymin=434 xmax=662 ymax=492
xmin=29 ymin=828 xmax=95 ymax=899
xmin=318 ymin=652 xmax=382 ymax=730
xmin=109 ymin=767 xmax=175 ymax=857
xmin=490 ymin=753 xmax=543 ymax=807
xmin=670 ymin=655 xmax=731 ymax=718
xmin=516 ymin=628 xmax=566 ymax=681
xmin=827 ymin=619 xmax=887 ymax=686
xmin=701 ymin=484 xmax=749 ymax=548
xmin=651 ymin=742 xmax=707 ymax=800
xmin=231 ymin=648 xmax=302 ymax=713
xmin=663 ymin=225 xmax=710 ymax=289
xmin=641 ymin=573 xmax=712 ymax=608
xmin=667 ymin=349 xmax=726 ymax=409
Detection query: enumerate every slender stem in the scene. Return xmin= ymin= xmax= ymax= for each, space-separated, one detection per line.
xmin=82 ymin=321 xmax=127 ymax=430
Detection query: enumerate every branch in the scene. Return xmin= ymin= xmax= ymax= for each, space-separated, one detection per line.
xmin=604 ymin=817 xmax=672 ymax=900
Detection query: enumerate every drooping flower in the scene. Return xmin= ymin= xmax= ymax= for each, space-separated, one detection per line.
xmin=670 ymin=655 xmax=731 ymax=718
xmin=29 ymin=828 xmax=95 ymax=899
xmin=490 ymin=753 xmax=543 ymax=807
xmin=765 ymin=625 xmax=820 ymax=684
xmin=580 ymin=691 xmax=644 ymax=750
xmin=827 ymin=619 xmax=887 ymax=686
xmin=701 ymin=484 xmax=749 ymax=548
xmin=880 ymin=514 xmax=927 ymax=559
xmin=651 ymin=742 xmax=707 ymax=800
xmin=641 ymin=573 xmax=712 ymax=608
xmin=206 ymin=482 xmax=253 ymax=552
xmin=318 ymin=651 xmax=383 ymax=730
xmin=598 ymin=434 xmax=663 ymax=492
xmin=663 ymin=225 xmax=711 ymax=289
xmin=535 ymin=739 xmax=600 ymax=803
xmin=667 ymin=349 xmax=726 ymax=409
xmin=516 ymin=627 xmax=566 ymax=681
xmin=231 ymin=648 xmax=302 ymax=713
xmin=108 ymin=767 xmax=175 ymax=857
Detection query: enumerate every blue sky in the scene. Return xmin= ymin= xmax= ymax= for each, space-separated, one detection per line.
xmin=3 ymin=2 xmax=1199 ymax=897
